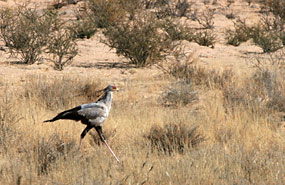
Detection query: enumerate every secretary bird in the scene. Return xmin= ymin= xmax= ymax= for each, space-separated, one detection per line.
xmin=44 ymin=85 xmax=120 ymax=162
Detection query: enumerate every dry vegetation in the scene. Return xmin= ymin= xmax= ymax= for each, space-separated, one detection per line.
xmin=1 ymin=64 xmax=285 ymax=184
xmin=1 ymin=0 xmax=285 ymax=184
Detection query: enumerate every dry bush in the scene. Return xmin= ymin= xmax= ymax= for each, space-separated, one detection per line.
xmin=258 ymin=1 xmax=285 ymax=51
xmin=23 ymin=75 xmax=103 ymax=110
xmin=0 ymin=7 xmax=57 ymax=64
xmin=209 ymin=69 xmax=235 ymax=89
xmin=223 ymin=84 xmax=254 ymax=112
xmin=226 ymin=6 xmax=284 ymax=51
xmin=159 ymin=7 xmax=217 ymax=46
xmin=42 ymin=11 xmax=79 ymax=70
xmin=160 ymin=81 xmax=198 ymax=106
xmin=226 ymin=17 xmax=283 ymax=51
xmin=225 ymin=19 xmax=253 ymax=46
xmin=192 ymin=7 xmax=215 ymax=29
xmin=51 ymin=0 xmax=81 ymax=9
xmin=162 ymin=19 xmax=216 ymax=47
xmin=145 ymin=123 xmax=204 ymax=155
xmin=222 ymin=75 xmax=268 ymax=113
xmin=71 ymin=18 xmax=97 ymax=39
xmin=263 ymin=0 xmax=285 ymax=21
xmin=162 ymin=19 xmax=194 ymax=41
xmin=36 ymin=134 xmax=76 ymax=175
xmin=83 ymin=0 xmax=128 ymax=28
xmin=77 ymin=0 xmax=144 ymax=36
xmin=72 ymin=10 xmax=97 ymax=39
xmin=46 ymin=28 xmax=78 ymax=71
xmin=252 ymin=25 xmax=283 ymax=53
xmin=192 ymin=30 xmax=216 ymax=48
xmin=103 ymin=14 xmax=172 ymax=67
xmin=253 ymin=69 xmax=285 ymax=112
xmin=0 ymin=92 xmax=23 ymax=153
xmin=223 ymin=55 xmax=285 ymax=113
xmin=0 ymin=5 xmax=77 ymax=69
xmin=154 ymin=0 xmax=193 ymax=18
xmin=168 ymin=61 xmax=234 ymax=89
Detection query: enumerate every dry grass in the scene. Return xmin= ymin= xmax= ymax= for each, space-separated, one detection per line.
xmin=22 ymin=74 xmax=103 ymax=110
xmin=1 ymin=64 xmax=285 ymax=184
xmin=168 ymin=62 xmax=235 ymax=90
xmin=160 ymin=81 xmax=199 ymax=106
xmin=145 ymin=123 xmax=204 ymax=155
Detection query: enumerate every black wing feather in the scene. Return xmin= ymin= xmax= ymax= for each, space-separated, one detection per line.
xmin=44 ymin=106 xmax=84 ymax=122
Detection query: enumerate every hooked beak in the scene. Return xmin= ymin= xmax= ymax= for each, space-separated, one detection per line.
xmin=112 ymin=86 xmax=117 ymax=91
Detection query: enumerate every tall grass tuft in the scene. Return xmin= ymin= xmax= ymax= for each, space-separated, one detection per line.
xmin=36 ymin=134 xmax=76 ymax=175
xmin=160 ymin=81 xmax=198 ymax=106
xmin=145 ymin=123 xmax=205 ymax=155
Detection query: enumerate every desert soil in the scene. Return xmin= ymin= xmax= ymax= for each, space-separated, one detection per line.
xmin=0 ymin=0 xmax=276 ymax=87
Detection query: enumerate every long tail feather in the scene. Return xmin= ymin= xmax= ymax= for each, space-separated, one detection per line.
xmin=43 ymin=106 xmax=82 ymax=123
xmin=43 ymin=119 xmax=54 ymax=123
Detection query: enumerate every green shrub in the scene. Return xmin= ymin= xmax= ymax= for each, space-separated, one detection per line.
xmin=193 ymin=30 xmax=216 ymax=47
xmin=226 ymin=17 xmax=284 ymax=51
xmin=0 ymin=7 xmax=57 ymax=64
xmin=252 ymin=26 xmax=283 ymax=53
xmin=162 ymin=19 xmax=215 ymax=47
xmin=252 ymin=12 xmax=284 ymax=52
xmin=154 ymin=0 xmax=192 ymax=18
xmin=46 ymin=29 xmax=78 ymax=71
xmin=162 ymin=19 xmax=194 ymax=41
xmin=71 ymin=14 xmax=97 ymax=39
xmin=264 ymin=0 xmax=285 ymax=21
xmin=192 ymin=7 xmax=215 ymax=29
xmin=225 ymin=20 xmax=253 ymax=46
xmin=84 ymin=0 xmax=127 ymax=28
xmin=103 ymin=14 xmax=172 ymax=67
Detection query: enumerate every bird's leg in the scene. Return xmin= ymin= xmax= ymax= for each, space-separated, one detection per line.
xmin=95 ymin=126 xmax=120 ymax=162
xmin=79 ymin=125 xmax=92 ymax=150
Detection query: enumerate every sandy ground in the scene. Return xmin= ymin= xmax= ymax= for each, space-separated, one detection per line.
xmin=0 ymin=0 xmax=283 ymax=85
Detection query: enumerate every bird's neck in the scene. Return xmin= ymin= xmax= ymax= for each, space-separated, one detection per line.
xmin=99 ymin=91 xmax=113 ymax=109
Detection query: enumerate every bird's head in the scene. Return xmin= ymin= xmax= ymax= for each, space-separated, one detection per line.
xmin=105 ymin=85 xmax=117 ymax=92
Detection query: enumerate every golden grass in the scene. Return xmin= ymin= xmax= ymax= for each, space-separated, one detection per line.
xmin=1 ymin=69 xmax=285 ymax=185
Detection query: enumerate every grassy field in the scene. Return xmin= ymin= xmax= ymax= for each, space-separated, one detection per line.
xmin=1 ymin=63 xmax=285 ymax=184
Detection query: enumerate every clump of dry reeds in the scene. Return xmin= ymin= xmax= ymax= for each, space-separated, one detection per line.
xmin=145 ymin=123 xmax=205 ymax=155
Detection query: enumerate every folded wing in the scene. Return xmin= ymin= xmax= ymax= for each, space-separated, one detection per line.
xmin=78 ymin=104 xmax=106 ymax=120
